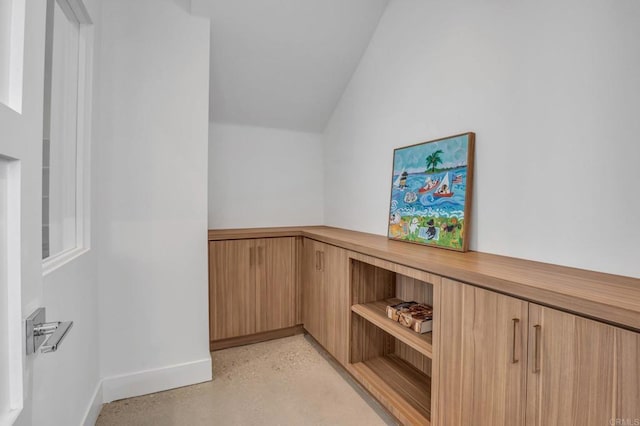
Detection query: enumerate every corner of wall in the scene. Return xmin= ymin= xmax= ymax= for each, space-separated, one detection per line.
xmin=81 ymin=379 xmax=103 ymax=426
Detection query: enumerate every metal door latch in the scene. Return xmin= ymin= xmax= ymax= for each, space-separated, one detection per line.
xmin=26 ymin=307 xmax=73 ymax=355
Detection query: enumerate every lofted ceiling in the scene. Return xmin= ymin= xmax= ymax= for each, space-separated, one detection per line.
xmin=192 ymin=0 xmax=389 ymax=133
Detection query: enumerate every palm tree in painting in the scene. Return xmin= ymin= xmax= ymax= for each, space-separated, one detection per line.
xmin=425 ymin=149 xmax=443 ymax=173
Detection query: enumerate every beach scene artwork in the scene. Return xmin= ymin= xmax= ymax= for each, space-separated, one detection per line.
xmin=388 ymin=133 xmax=475 ymax=251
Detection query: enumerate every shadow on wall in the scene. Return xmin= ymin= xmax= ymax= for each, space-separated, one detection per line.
xmin=171 ymin=0 xmax=190 ymax=13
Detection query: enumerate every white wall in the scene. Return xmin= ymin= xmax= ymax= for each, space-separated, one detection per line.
xmin=209 ymin=122 xmax=324 ymax=228
xmin=324 ymin=0 xmax=640 ymax=278
xmin=94 ymin=0 xmax=212 ymax=402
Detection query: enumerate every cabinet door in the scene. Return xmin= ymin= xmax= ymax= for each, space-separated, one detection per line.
xmin=322 ymin=243 xmax=349 ymax=366
xmin=302 ymin=239 xmax=325 ymax=344
xmin=255 ymin=237 xmax=296 ymax=333
xmin=209 ymin=239 xmax=256 ymax=340
xmin=527 ymin=305 xmax=640 ymax=425
xmin=437 ymin=278 xmax=528 ymax=426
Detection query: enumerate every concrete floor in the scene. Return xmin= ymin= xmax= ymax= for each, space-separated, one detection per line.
xmin=96 ymin=334 xmax=394 ymax=425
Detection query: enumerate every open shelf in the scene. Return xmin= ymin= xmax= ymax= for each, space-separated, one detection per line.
xmin=352 ymin=298 xmax=432 ymax=359
xmin=350 ymin=354 xmax=431 ymax=426
xmin=350 ymin=257 xmax=435 ymax=425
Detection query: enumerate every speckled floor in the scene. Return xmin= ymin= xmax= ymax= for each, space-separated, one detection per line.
xmin=96 ymin=334 xmax=394 ymax=426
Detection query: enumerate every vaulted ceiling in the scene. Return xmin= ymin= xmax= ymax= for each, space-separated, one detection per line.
xmin=192 ymin=0 xmax=389 ymax=133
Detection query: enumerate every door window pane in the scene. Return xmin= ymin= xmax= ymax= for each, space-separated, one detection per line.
xmin=42 ymin=0 xmax=80 ymax=259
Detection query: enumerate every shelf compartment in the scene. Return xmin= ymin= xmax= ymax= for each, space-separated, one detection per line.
xmin=351 ymin=298 xmax=432 ymax=359
xmin=350 ymin=354 xmax=431 ymax=426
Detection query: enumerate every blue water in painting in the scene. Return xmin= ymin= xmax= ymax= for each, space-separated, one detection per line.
xmin=390 ymin=167 xmax=467 ymax=219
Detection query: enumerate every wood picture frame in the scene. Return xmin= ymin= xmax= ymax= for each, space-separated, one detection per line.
xmin=387 ymin=132 xmax=475 ymax=252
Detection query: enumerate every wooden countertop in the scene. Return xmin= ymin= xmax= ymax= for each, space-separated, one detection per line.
xmin=208 ymin=226 xmax=640 ymax=331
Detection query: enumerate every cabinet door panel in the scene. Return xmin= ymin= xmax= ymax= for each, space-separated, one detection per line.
xmin=255 ymin=237 xmax=296 ymax=333
xmin=617 ymin=327 xmax=640 ymax=417
xmin=322 ymin=243 xmax=349 ymax=366
xmin=438 ymin=278 xmax=528 ymax=426
xmin=302 ymin=239 xmax=324 ymax=344
xmin=527 ymin=305 xmax=640 ymax=426
xmin=209 ymin=240 xmax=256 ymax=340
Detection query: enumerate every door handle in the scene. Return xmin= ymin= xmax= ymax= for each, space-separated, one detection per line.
xmin=315 ymin=250 xmax=320 ymax=270
xmin=533 ymin=324 xmax=541 ymax=373
xmin=39 ymin=321 xmax=73 ymax=353
xmin=511 ymin=318 xmax=520 ymax=364
xmin=249 ymin=247 xmax=255 ymax=267
xmin=257 ymin=246 xmax=264 ymax=266
xmin=26 ymin=307 xmax=74 ymax=354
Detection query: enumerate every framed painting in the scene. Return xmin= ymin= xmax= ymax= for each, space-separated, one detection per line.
xmin=388 ymin=132 xmax=475 ymax=252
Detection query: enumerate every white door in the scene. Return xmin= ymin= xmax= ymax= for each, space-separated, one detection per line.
xmin=1 ymin=0 xmax=92 ymax=424
xmin=0 ymin=0 xmax=43 ymax=422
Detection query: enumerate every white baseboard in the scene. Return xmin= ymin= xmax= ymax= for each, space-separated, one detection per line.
xmin=81 ymin=380 xmax=103 ymax=426
xmin=101 ymin=357 xmax=212 ymax=403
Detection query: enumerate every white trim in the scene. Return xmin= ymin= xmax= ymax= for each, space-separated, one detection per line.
xmin=56 ymin=0 xmax=91 ymax=25
xmin=102 ymin=357 xmax=212 ymax=403
xmin=81 ymin=379 xmax=103 ymax=426
xmin=0 ymin=407 xmax=21 ymax=426
xmin=75 ymin=20 xmax=92 ymax=256
xmin=0 ymin=158 xmax=22 ymax=426
xmin=6 ymin=160 xmax=21 ymax=416
xmin=8 ymin=0 xmax=25 ymax=113
xmin=66 ymin=0 xmax=91 ymax=24
xmin=42 ymin=246 xmax=89 ymax=276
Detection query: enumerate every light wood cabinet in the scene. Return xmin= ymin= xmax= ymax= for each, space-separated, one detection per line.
xmin=437 ymin=278 xmax=640 ymax=426
xmin=209 ymin=239 xmax=256 ymax=341
xmin=526 ymin=304 xmax=640 ymax=426
xmin=322 ymin=243 xmax=349 ymax=365
xmin=301 ymin=239 xmax=349 ymax=365
xmin=209 ymin=227 xmax=640 ymax=426
xmin=437 ymin=278 xmax=528 ymax=426
xmin=209 ymin=237 xmax=296 ymax=342
xmin=255 ymin=237 xmax=296 ymax=333
xmin=301 ymin=238 xmax=324 ymax=342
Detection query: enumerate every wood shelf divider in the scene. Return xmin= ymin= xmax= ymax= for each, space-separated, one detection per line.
xmin=351 ymin=299 xmax=433 ymax=359
xmin=350 ymin=354 xmax=431 ymax=426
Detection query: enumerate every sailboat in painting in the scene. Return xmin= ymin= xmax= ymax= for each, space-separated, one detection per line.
xmin=433 ymin=172 xmax=453 ymax=198
xmin=393 ymin=172 xmax=402 ymax=188
xmin=418 ymin=176 xmax=439 ymax=193
xmin=393 ymin=170 xmax=408 ymax=190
